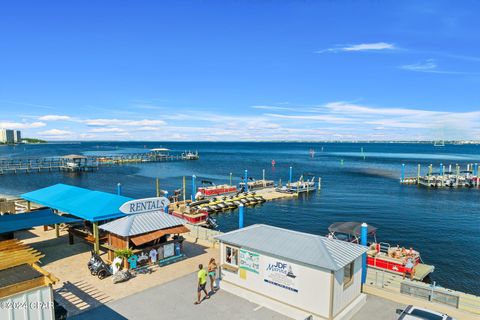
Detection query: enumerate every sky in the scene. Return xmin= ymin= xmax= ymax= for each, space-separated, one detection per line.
xmin=1 ymin=0 xmax=480 ymax=141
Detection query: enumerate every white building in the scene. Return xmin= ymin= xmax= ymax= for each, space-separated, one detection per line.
xmin=14 ymin=130 xmax=21 ymax=143
xmin=0 ymin=129 xmax=15 ymax=144
xmin=215 ymin=224 xmax=368 ymax=320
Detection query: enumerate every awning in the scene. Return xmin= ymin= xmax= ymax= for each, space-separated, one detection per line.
xmin=130 ymin=225 xmax=190 ymax=246
xmin=0 ymin=209 xmax=81 ymax=234
xmin=21 ymin=184 xmax=133 ymax=222
xmin=327 ymin=222 xmax=377 ymax=236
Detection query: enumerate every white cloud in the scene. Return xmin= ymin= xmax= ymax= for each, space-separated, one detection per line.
xmin=251 ymin=105 xmax=294 ymax=111
xmin=89 ymin=127 xmax=126 ymax=133
xmin=83 ymin=118 xmax=166 ymax=126
xmin=38 ymin=115 xmax=72 ymax=121
xmin=0 ymin=121 xmax=46 ymax=129
xmin=135 ymin=126 xmax=162 ymax=131
xmin=317 ymin=42 xmax=395 ymax=53
xmin=79 ymin=133 xmax=97 ymax=139
xmin=38 ymin=129 xmax=73 ymax=136
xmin=398 ymin=59 xmax=472 ymax=74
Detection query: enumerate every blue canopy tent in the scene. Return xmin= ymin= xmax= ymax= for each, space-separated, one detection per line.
xmin=0 ymin=209 xmax=81 ymax=234
xmin=21 ymin=184 xmax=134 ymax=253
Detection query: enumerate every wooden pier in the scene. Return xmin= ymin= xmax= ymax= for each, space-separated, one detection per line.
xmin=400 ymin=163 xmax=480 ymax=189
xmin=0 ymin=151 xmax=199 ymax=176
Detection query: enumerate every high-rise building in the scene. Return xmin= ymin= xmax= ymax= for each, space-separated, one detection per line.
xmin=14 ymin=130 xmax=21 ymax=143
xmin=0 ymin=129 xmax=15 ymax=144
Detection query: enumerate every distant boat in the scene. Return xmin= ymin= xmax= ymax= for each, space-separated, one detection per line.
xmin=434 ymin=140 xmax=445 ymax=147
xmin=182 ymin=151 xmax=199 ymax=160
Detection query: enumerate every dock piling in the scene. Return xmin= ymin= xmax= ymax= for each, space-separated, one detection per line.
xmin=361 ymin=222 xmax=368 ymax=284
xmin=401 ymin=163 xmax=405 ymax=182
xmin=192 ymin=175 xmax=196 ymax=200
xmin=117 ymin=183 xmax=122 ymax=196
xmin=156 ymin=178 xmax=160 ymax=197
xmin=182 ymin=176 xmax=186 ymax=202
xmin=244 ymin=169 xmax=248 ymax=192
xmin=238 ymin=204 xmax=244 ymax=229
xmin=289 ymin=166 xmax=292 ymax=184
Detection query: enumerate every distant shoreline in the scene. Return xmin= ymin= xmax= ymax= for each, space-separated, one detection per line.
xmin=4 ymin=140 xmax=478 ymax=144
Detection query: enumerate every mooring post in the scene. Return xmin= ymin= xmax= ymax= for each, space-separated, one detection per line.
xmin=417 ymin=164 xmax=421 ymax=183
xmin=117 ymin=183 xmax=122 ymax=196
xmin=164 ymin=191 xmax=169 ymax=214
xmin=156 ymin=178 xmax=160 ymax=197
xmin=289 ymin=166 xmax=293 ymax=184
xmin=361 ymin=222 xmax=368 ymax=284
xmin=401 ymin=163 xmax=405 ymax=182
xmin=93 ymin=222 xmax=100 ymax=254
xmin=229 ymin=172 xmax=232 ymax=186
xmin=238 ymin=204 xmax=244 ymax=229
xmin=183 ymin=176 xmax=186 ymax=202
xmin=262 ymin=169 xmax=266 ymax=187
xmin=192 ymin=175 xmax=196 ymax=200
xmin=440 ymin=163 xmax=443 ymax=176
xmin=244 ymin=169 xmax=248 ymax=192
xmin=318 ymin=177 xmax=321 ymax=190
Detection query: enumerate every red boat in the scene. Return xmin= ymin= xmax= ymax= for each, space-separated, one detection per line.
xmin=327 ymin=222 xmax=434 ymax=281
xmin=198 ymin=184 xmax=237 ymax=197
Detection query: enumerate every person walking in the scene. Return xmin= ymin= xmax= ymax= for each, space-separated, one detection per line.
xmin=195 ymin=264 xmax=209 ymax=304
xmin=207 ymin=258 xmax=218 ymax=293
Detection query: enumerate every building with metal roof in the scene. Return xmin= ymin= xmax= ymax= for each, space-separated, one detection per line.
xmin=99 ymin=211 xmax=186 ymax=237
xmin=0 ymin=239 xmax=59 ymax=320
xmin=216 ymin=224 xmax=367 ymax=271
xmin=21 ymin=183 xmax=133 ymax=253
xmin=215 ymin=224 xmax=368 ymax=320
xmin=21 ymin=184 xmax=132 ymax=222
xmin=0 ymin=208 xmax=80 ymax=234
xmin=99 ymin=210 xmax=189 ymax=264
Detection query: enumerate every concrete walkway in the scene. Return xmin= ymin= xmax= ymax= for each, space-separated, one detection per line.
xmin=351 ymin=295 xmax=405 ymax=320
xmin=70 ymin=272 xmax=291 ymax=320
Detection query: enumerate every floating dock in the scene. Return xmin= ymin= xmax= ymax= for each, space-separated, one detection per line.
xmin=400 ymin=163 xmax=480 ymax=189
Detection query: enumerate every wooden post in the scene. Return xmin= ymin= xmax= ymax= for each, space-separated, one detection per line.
xmin=55 ymin=224 xmax=59 ymax=238
xmin=93 ymin=222 xmax=100 ymax=254
xmin=27 ymin=201 xmax=31 ymax=212
xmin=156 ymin=178 xmax=160 ymax=197
xmin=318 ymin=177 xmax=321 ymax=190
xmin=183 ymin=176 xmax=186 ymax=202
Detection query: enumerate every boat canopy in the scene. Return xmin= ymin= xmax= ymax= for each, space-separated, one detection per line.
xmin=151 ymin=148 xmax=170 ymax=152
xmin=328 ymin=222 xmax=377 ymax=236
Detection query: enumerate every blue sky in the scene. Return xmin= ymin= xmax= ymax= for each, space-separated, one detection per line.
xmin=1 ymin=1 xmax=480 ymax=141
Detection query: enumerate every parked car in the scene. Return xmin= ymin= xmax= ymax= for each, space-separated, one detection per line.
xmin=396 ymin=305 xmax=455 ymax=320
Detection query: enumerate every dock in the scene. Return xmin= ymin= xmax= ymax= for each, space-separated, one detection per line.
xmin=400 ymin=163 xmax=480 ymax=189
xmin=0 ymin=151 xmax=199 ymax=175
xmin=365 ymin=268 xmax=480 ymax=318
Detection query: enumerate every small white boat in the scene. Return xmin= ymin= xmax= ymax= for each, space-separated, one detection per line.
xmin=288 ymin=176 xmax=316 ymax=193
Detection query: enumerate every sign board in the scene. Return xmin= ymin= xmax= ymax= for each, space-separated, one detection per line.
xmin=120 ymin=197 xmax=170 ymax=215
xmin=239 ymin=249 xmax=260 ymax=274
xmin=263 ymin=256 xmax=298 ymax=293
xmin=164 ymin=243 xmax=174 ymax=258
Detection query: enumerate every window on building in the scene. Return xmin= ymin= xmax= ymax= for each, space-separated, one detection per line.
xmin=225 ymin=246 xmax=239 ymax=266
xmin=343 ymin=261 xmax=354 ymax=288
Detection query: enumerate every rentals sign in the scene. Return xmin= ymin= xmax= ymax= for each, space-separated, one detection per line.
xmin=119 ymin=197 xmax=170 ymax=215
